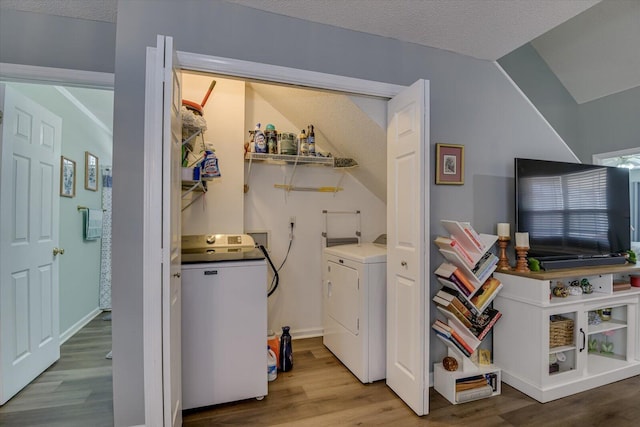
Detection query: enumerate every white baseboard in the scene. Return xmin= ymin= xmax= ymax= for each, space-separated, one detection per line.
xmin=290 ymin=327 xmax=324 ymax=340
xmin=59 ymin=307 xmax=102 ymax=345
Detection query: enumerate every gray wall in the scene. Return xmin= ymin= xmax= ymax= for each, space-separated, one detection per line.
xmin=0 ymin=9 xmax=115 ymax=74
xmin=498 ymin=43 xmax=579 ymax=153
xmin=578 ymin=86 xmax=640 ymax=162
xmin=113 ymin=1 xmax=576 ymax=425
xmin=499 ymin=43 xmax=640 ymax=163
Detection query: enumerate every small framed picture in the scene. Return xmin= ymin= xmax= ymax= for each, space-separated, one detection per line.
xmin=85 ymin=152 xmax=99 ymax=191
xmin=436 ymin=143 xmax=464 ymax=185
xmin=60 ymin=156 xmax=76 ymax=197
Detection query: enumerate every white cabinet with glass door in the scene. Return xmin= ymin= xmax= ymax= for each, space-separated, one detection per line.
xmin=493 ymin=267 xmax=640 ymax=403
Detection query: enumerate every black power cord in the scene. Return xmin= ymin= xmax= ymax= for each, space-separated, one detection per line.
xmin=261 ymin=221 xmax=294 ymax=297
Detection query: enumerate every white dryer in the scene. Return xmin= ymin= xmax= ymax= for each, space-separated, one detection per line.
xmin=322 ymin=241 xmax=387 ymax=383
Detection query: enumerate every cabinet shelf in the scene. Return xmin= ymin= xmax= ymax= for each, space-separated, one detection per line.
xmin=549 ymin=344 xmax=576 ymax=354
xmin=588 ymin=319 xmax=627 ymax=335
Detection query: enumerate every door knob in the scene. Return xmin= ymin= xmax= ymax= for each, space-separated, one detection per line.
xmin=401 ymin=261 xmax=407 ymax=267
xmin=173 ymin=272 xmax=181 ymax=278
xmin=53 ymin=247 xmax=65 ymax=256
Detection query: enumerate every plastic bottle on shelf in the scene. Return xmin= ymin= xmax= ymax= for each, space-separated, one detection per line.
xmin=279 ymin=326 xmax=293 ymax=372
xmin=308 ymin=124 xmax=315 ymax=156
xmin=298 ymin=129 xmax=308 ymax=156
xmin=254 ymin=123 xmax=267 ymax=153
xmin=267 ymin=346 xmax=277 ymax=381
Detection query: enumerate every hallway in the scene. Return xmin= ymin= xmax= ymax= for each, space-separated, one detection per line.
xmin=0 ymin=312 xmax=113 ymax=427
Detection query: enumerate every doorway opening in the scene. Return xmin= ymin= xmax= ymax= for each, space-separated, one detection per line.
xmin=0 ymin=72 xmax=114 ymax=420
xmin=593 ymin=147 xmax=640 ymax=245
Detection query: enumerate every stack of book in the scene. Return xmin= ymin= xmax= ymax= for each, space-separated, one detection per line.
xmin=455 ymin=374 xmax=498 ymax=403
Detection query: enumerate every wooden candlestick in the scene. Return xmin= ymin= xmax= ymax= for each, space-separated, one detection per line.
xmin=515 ymin=247 xmax=530 ymax=273
xmin=497 ymin=237 xmax=512 ymax=271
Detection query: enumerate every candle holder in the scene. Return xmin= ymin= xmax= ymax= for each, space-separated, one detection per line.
xmin=497 ymin=237 xmax=512 ymax=271
xmin=515 ymin=246 xmax=530 ymax=273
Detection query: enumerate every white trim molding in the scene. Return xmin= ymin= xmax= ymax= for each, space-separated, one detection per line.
xmin=59 ymin=308 xmax=102 ymax=345
xmin=177 ymin=51 xmax=404 ymax=99
xmin=0 ymin=63 xmax=114 ymax=89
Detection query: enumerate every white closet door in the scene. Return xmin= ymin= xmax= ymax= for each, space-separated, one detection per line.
xmin=386 ymin=79 xmax=429 ymax=416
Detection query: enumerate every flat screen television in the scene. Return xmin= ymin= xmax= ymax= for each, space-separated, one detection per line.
xmin=515 ymin=158 xmax=631 ymax=263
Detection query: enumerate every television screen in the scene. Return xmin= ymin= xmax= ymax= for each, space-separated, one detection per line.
xmin=515 ymin=158 xmax=631 ymax=260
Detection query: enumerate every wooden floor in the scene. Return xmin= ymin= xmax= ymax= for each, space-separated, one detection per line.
xmin=0 ymin=311 xmax=113 ymax=427
xmin=3 ymin=316 xmax=640 ymax=426
xmin=186 ymin=337 xmax=640 ymax=426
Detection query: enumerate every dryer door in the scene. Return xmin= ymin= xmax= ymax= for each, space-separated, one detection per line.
xmin=327 ymin=259 xmax=360 ymax=335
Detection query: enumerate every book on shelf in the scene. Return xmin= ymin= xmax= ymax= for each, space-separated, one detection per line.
xmin=435 ymin=289 xmax=474 ymax=320
xmin=432 ymin=322 xmax=472 ymax=357
xmin=438 ymin=285 xmax=481 ymax=316
xmin=433 ymin=295 xmax=474 ymax=329
xmin=470 ymin=307 xmax=502 ymax=341
xmin=460 ymin=222 xmax=484 ymax=251
xmin=437 ymin=276 xmax=472 ymax=298
xmin=441 ymin=220 xmax=488 ymax=253
xmin=470 ymin=277 xmax=503 ymax=310
xmin=613 ymin=280 xmax=631 ymax=292
xmin=434 ymin=262 xmax=475 ymax=294
xmin=433 ymin=319 xmax=474 ymax=354
xmin=456 ymin=385 xmax=493 ymax=403
xmin=434 ymin=235 xmax=475 ymax=266
xmin=455 ymin=375 xmax=489 ymax=392
xmin=472 ymin=252 xmax=499 ymax=279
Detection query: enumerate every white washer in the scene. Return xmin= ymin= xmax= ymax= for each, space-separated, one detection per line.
xmin=322 ymin=242 xmax=387 ymax=383
xmin=181 ymin=234 xmax=267 ymax=410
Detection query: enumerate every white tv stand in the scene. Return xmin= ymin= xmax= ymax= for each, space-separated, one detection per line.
xmin=493 ymin=264 xmax=640 ymax=403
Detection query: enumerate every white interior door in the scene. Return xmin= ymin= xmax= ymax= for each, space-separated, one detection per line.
xmin=0 ymin=84 xmax=62 ymax=405
xmin=385 ymin=79 xmax=429 ymax=415
xmin=159 ymin=35 xmax=183 ymax=427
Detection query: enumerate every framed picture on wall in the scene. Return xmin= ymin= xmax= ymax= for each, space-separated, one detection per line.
xmin=436 ymin=143 xmax=465 ymax=185
xmin=60 ymin=156 xmax=76 ymax=197
xmin=85 ymin=151 xmax=99 ymax=191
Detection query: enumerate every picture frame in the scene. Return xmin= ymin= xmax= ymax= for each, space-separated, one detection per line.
xmin=436 ymin=143 xmax=465 ymax=185
xmin=85 ymin=151 xmax=99 ymax=191
xmin=60 ymin=156 xmax=76 ymax=197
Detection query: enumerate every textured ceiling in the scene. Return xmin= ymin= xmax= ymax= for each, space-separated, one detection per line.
xmin=0 ymin=0 xmax=116 ymax=22
xmin=226 ymin=0 xmax=599 ymax=61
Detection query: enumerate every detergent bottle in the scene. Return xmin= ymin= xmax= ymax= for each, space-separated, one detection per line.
xmin=267 ymin=346 xmax=277 ymax=381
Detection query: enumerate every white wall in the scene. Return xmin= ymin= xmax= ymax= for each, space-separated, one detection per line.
xmin=181 ymin=73 xmax=245 ymax=234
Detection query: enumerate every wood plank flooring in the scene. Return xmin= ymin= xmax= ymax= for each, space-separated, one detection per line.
xmin=0 ymin=311 xmax=113 ymax=427
xmin=185 ymin=337 xmax=640 ymax=426
xmin=3 ymin=315 xmax=640 ymax=426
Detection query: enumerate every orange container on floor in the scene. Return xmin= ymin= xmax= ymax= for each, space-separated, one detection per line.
xmin=268 ymin=331 xmax=280 ymax=368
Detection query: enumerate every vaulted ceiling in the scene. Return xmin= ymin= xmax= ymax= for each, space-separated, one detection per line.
xmin=2 ymin=0 xmax=638 ymax=104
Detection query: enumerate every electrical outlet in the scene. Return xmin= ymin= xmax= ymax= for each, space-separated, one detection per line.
xmin=289 ymin=216 xmax=296 ymax=226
